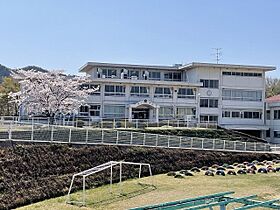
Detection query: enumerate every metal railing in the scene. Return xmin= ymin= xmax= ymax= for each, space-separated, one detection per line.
xmin=0 ymin=116 xmax=217 ymax=129
xmin=0 ymin=121 xmax=272 ymax=153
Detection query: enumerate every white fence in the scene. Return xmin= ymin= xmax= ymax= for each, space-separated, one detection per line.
xmin=0 ymin=121 xmax=273 ymax=153
xmin=0 ymin=116 xmax=217 ymax=129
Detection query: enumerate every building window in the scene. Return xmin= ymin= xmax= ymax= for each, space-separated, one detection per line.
xmin=274 ymin=131 xmax=280 ymax=138
xmin=102 ymin=68 xmax=117 ymax=78
xmin=89 ymin=105 xmax=100 ymax=116
xmin=79 ymin=105 xmax=89 ymax=116
xmin=130 ymin=86 xmax=149 ymax=97
xmin=223 ymin=110 xmax=262 ymax=119
xmin=105 ymin=85 xmax=125 ymax=96
xmin=164 ymin=72 xmax=181 ymax=81
xmin=150 ymin=71 xmax=161 ymax=80
xmin=222 ymin=111 xmax=230 ymax=118
xmin=266 ymin=129 xmax=270 ymax=138
xmin=154 ymin=87 xmax=172 ymax=98
xmin=232 ymin=111 xmax=240 ymax=118
xmin=200 ymin=115 xmax=218 ymax=123
xmin=159 ymin=107 xmax=173 ymax=118
xmin=222 ymin=71 xmax=262 ymax=77
xmin=178 ymin=88 xmax=195 ymax=99
xmin=200 ymin=98 xmax=218 ymax=108
xmin=176 ymin=107 xmax=196 ymax=119
xmin=104 ymin=105 xmax=125 ymax=118
xmin=200 ymin=79 xmax=219 ymax=89
xmin=222 ymin=89 xmax=262 ymax=101
xmin=274 ymin=110 xmax=280 ymax=120
xmin=128 ymin=70 xmax=140 ymax=78
xmin=266 ymin=110 xmax=270 ymax=120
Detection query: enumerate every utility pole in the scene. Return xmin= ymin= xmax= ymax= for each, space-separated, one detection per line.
xmin=212 ymin=48 xmax=222 ymax=64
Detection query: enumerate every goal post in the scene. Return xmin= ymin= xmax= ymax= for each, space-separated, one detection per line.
xmin=66 ymin=161 xmax=153 ymax=206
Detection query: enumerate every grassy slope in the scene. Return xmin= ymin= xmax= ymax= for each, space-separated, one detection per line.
xmin=17 ymin=171 xmax=280 ymax=210
xmin=2 ymin=144 xmax=280 ymax=209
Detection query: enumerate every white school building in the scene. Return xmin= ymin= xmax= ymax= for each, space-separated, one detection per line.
xmin=79 ymin=61 xmax=278 ymax=142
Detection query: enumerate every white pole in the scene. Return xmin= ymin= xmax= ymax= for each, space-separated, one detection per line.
xmin=110 ymin=163 xmax=113 ymax=193
xmin=86 ymin=129 xmax=89 ymax=144
xmin=31 ymin=118 xmax=34 ymax=141
xmin=82 ymin=176 xmax=86 ymax=205
xmin=51 ymin=125 xmax=54 ymax=142
xmin=69 ymin=128 xmax=72 ymax=143
xmin=130 ymin=132 xmax=133 ymax=144
xmin=139 ymin=164 xmax=142 ymax=178
xmin=116 ymin=130 xmax=119 ymax=144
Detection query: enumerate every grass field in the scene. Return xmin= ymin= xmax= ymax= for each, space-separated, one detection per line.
xmin=17 ymin=168 xmax=280 ymax=210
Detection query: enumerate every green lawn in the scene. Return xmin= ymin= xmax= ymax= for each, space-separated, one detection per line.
xmin=17 ymin=169 xmax=280 ymax=210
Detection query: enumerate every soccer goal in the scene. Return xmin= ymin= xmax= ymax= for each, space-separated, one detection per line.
xmin=66 ymin=161 xmax=153 ymax=206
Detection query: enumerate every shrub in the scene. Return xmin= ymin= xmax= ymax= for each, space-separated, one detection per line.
xmin=174 ymin=174 xmax=185 ymax=179
xmin=167 ymin=171 xmax=176 ymax=176
xmin=76 ymin=120 xmax=84 ymax=128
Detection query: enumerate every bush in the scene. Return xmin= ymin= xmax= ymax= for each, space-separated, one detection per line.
xmin=174 ymin=174 xmax=185 ymax=179
xmin=76 ymin=120 xmax=84 ymax=128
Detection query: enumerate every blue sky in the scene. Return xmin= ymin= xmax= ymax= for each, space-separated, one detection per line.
xmin=0 ymin=0 xmax=279 ymax=77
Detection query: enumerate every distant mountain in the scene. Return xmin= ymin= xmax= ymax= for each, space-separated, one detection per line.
xmin=0 ymin=64 xmax=48 ymax=82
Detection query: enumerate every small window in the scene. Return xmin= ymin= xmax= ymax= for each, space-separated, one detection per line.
xmin=222 ymin=111 xmax=230 ymax=118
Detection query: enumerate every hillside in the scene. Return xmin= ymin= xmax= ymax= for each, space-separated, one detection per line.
xmin=0 ymin=64 xmax=48 ymax=82
xmin=0 ymin=143 xmax=279 ymax=209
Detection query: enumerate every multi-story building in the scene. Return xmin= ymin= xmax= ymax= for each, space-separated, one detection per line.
xmin=79 ymin=61 xmax=276 ymax=139
xmin=265 ymin=95 xmax=280 ymax=143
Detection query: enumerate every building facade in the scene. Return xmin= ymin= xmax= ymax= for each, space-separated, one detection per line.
xmin=79 ymin=61 xmax=276 ymax=140
xmin=265 ymin=95 xmax=280 ymax=143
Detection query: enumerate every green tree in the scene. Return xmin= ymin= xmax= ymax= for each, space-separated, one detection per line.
xmin=266 ymin=77 xmax=280 ymax=98
xmin=0 ymin=77 xmax=20 ymax=115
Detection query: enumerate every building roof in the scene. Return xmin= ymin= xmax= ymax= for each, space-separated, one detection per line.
xmin=266 ymin=94 xmax=280 ymax=103
xmin=181 ymin=62 xmax=276 ymax=71
xmin=79 ymin=61 xmax=276 ymax=72
xmin=79 ymin=62 xmax=178 ymax=72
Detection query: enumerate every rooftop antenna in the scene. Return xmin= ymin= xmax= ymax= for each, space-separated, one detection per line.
xmin=212 ymin=48 xmax=222 ymax=64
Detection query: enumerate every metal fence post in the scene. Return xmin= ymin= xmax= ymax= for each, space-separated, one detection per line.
xmin=254 ymin=142 xmax=257 ymax=151
xmin=167 ymin=136 xmax=170 ymax=147
xmin=69 ymin=128 xmax=72 ymax=143
xmin=31 ymin=120 xmax=34 ymax=141
xmin=51 ymin=125 xmax=54 ymax=142
xmin=156 ymin=134 xmax=159 ymax=146
xmin=202 ymin=139 xmax=204 ymax=149
xmin=116 ymin=130 xmax=119 ymax=144
xmin=130 ymin=132 xmax=133 ymax=145
xmin=179 ymin=137 xmax=182 ymax=148
xmin=190 ymin=138 xmax=193 ymax=148
xmin=223 ymin=140 xmax=226 ymax=150
xmin=234 ymin=141 xmax=236 ymax=151
xmin=101 ymin=129 xmax=104 ymax=143
xmin=244 ymin=142 xmax=247 ymax=151
xmin=143 ymin=133 xmax=146 ymax=145
xmin=8 ymin=122 xmax=12 ymax=141
xmin=86 ymin=129 xmax=89 ymax=144
xmin=124 ymin=119 xmax=127 ymax=128
xmin=212 ymin=139 xmax=215 ymax=150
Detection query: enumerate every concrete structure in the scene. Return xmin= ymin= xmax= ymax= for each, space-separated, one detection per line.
xmin=265 ymin=95 xmax=280 ymax=143
xmin=79 ymin=61 xmax=276 ymax=139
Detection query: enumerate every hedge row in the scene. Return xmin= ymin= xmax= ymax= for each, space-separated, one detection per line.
xmin=125 ymin=128 xmax=263 ymax=142
xmin=0 ymin=144 xmax=279 ymax=209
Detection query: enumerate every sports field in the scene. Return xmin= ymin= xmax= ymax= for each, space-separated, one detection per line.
xmin=17 ymin=166 xmax=280 ymax=210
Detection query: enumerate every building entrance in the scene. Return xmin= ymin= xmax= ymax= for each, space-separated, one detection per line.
xmin=132 ymin=108 xmax=149 ymax=119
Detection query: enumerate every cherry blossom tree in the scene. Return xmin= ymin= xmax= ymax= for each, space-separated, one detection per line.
xmin=10 ymin=70 xmax=97 ymax=120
